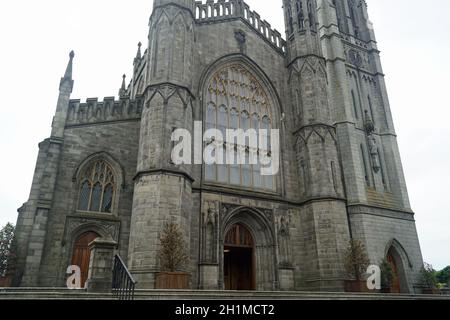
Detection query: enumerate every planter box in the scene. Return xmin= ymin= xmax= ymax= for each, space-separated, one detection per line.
xmin=422 ymin=288 xmax=440 ymax=295
xmin=155 ymin=272 xmax=190 ymax=289
xmin=345 ymin=280 xmax=370 ymax=293
xmin=0 ymin=276 xmax=11 ymax=288
xmin=380 ymin=287 xmax=392 ymax=294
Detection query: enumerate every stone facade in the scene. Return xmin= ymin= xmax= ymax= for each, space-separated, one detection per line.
xmin=14 ymin=0 xmax=424 ymax=293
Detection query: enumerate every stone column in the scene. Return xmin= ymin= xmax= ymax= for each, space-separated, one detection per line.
xmin=86 ymin=238 xmax=117 ymax=292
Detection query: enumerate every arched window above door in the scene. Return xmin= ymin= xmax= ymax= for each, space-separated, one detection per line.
xmin=204 ymin=63 xmax=277 ymax=191
xmin=77 ymin=160 xmax=116 ymax=213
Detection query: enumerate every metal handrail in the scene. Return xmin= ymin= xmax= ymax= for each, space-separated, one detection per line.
xmin=112 ymin=254 xmax=136 ymax=300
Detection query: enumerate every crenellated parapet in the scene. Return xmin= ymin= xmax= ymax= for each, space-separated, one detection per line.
xmin=194 ymin=0 xmax=286 ymax=54
xmin=66 ymin=96 xmax=144 ymax=126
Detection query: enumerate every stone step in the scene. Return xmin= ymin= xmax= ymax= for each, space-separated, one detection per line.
xmin=1 ymin=288 xmax=449 ymax=300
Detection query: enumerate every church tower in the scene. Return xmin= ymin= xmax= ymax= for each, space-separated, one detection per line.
xmin=127 ymin=0 xmax=196 ymax=288
xmin=15 ymin=52 xmax=75 ymax=286
xmin=283 ymin=0 xmax=350 ymax=291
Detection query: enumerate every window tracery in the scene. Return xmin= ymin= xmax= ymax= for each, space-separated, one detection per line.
xmin=205 ymin=64 xmax=276 ymax=191
xmin=78 ymin=160 xmax=116 ymax=213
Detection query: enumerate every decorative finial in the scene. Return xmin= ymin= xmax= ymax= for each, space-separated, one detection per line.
xmin=119 ymin=74 xmax=127 ymax=98
xmin=136 ymin=42 xmax=142 ymax=60
xmin=63 ymin=50 xmax=75 ymax=81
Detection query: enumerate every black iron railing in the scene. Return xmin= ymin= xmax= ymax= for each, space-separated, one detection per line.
xmin=112 ymin=254 xmax=136 ymax=300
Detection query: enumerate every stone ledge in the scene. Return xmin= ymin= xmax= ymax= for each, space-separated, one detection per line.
xmin=1 ymin=288 xmax=449 ymax=300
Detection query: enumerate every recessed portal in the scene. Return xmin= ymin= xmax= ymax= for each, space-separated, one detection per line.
xmin=387 ymin=248 xmax=402 ymax=293
xmin=71 ymin=231 xmax=99 ymax=288
xmin=224 ymin=224 xmax=256 ymax=290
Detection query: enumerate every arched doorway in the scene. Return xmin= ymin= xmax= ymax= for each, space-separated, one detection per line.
xmin=387 ymin=249 xmax=401 ymax=293
xmin=224 ymin=224 xmax=256 ymax=290
xmin=71 ymin=231 xmax=99 ymax=288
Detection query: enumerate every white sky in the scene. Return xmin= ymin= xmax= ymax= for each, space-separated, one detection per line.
xmin=0 ymin=0 xmax=448 ymax=270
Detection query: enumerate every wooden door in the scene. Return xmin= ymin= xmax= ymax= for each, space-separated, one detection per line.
xmin=224 ymin=224 xmax=255 ymax=290
xmin=387 ymin=252 xmax=401 ymax=293
xmin=71 ymin=232 xmax=99 ymax=288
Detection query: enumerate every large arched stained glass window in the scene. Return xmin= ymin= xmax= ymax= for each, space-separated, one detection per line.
xmin=78 ymin=160 xmax=116 ymax=213
xmin=204 ymin=64 xmax=276 ymax=191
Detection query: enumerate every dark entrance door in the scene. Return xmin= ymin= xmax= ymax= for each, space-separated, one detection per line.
xmin=71 ymin=231 xmax=99 ymax=288
xmin=224 ymin=224 xmax=255 ymax=290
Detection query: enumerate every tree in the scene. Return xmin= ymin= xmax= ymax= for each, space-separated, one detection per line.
xmin=435 ymin=266 xmax=450 ymax=285
xmin=344 ymin=239 xmax=370 ymax=281
xmin=421 ymin=262 xmax=438 ymax=289
xmin=379 ymin=258 xmax=394 ymax=290
xmin=0 ymin=223 xmax=16 ymax=277
xmin=157 ymin=222 xmax=188 ymax=273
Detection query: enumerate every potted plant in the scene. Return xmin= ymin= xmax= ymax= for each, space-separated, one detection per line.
xmin=379 ymin=258 xmax=394 ymax=293
xmin=155 ymin=222 xmax=190 ymax=289
xmin=344 ymin=239 xmax=370 ymax=292
xmin=421 ymin=263 xmax=439 ymax=294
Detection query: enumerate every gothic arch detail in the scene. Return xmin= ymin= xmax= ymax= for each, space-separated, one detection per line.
xmin=201 ymin=58 xmax=282 ymax=191
xmin=73 ymin=152 xmax=124 ymax=215
xmin=385 ymin=238 xmax=413 ymax=269
xmin=219 ymin=203 xmax=278 ymax=291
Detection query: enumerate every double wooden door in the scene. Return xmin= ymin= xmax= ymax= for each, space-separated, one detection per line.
xmin=71 ymin=232 xmax=99 ymax=288
xmin=224 ymin=224 xmax=256 ymax=291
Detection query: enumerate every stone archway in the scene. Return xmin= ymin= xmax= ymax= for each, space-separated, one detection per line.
xmin=224 ymin=224 xmax=256 ymax=290
xmin=219 ymin=207 xmax=278 ymax=291
xmin=385 ymin=240 xmax=410 ymax=293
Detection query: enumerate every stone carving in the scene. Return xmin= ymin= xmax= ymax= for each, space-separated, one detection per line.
xmin=63 ymin=216 xmax=120 ymax=246
xmin=364 ymin=110 xmax=380 ymax=173
xmin=202 ymin=201 xmax=219 ymax=263
xmin=348 ymin=49 xmax=363 ymax=68
xmin=220 ymin=202 xmax=274 ymax=226
xmin=234 ymin=30 xmax=246 ymax=53
xmin=276 ymin=211 xmax=292 ymax=267
xmin=368 ymin=135 xmax=380 ymax=173
xmin=147 ymin=84 xmax=194 ymax=108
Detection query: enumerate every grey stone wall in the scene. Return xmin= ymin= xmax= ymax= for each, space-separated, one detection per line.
xmin=37 ymin=121 xmax=140 ymax=286
xmin=14 ymin=0 xmax=424 ymax=293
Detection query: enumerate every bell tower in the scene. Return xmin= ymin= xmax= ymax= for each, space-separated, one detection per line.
xmin=128 ymin=0 xmax=195 ymax=288
xmin=283 ymin=0 xmax=351 ymax=291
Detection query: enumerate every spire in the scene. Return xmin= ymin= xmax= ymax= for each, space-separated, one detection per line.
xmin=64 ymin=51 xmax=75 ymax=80
xmin=60 ymin=50 xmax=75 ymax=93
xmin=119 ymin=74 xmax=127 ymax=98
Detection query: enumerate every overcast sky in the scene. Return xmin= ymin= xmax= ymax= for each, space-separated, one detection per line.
xmin=0 ymin=0 xmax=448 ymax=270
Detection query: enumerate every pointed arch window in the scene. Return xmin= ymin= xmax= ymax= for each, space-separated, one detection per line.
xmin=287 ymin=4 xmax=294 ymax=35
xmin=360 ymin=144 xmax=370 ymax=186
xmin=351 ymin=90 xmax=359 ymax=120
xmin=367 ymin=95 xmax=375 ymax=125
xmin=296 ymin=0 xmax=304 ymax=30
xmin=307 ymin=0 xmax=315 ymax=30
xmin=77 ymin=160 xmax=116 ymax=213
xmin=204 ymin=64 xmax=276 ymax=191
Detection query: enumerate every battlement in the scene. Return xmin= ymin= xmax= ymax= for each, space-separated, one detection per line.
xmin=66 ymin=96 xmax=143 ymax=126
xmin=194 ymin=0 xmax=286 ymax=54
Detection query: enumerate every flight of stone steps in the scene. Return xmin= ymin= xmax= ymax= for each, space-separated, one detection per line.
xmin=1 ymin=288 xmax=449 ymax=300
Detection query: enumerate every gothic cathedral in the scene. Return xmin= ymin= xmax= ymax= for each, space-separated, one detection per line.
xmin=14 ymin=0 xmax=424 ymax=293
